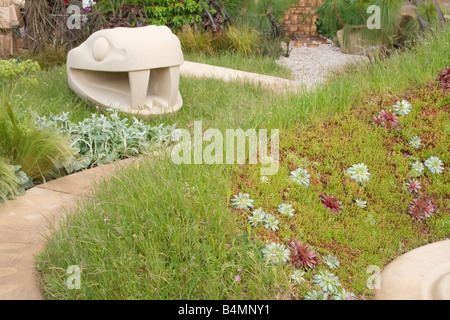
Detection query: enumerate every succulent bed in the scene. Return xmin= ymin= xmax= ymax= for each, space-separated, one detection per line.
xmin=230 ymin=83 xmax=449 ymax=299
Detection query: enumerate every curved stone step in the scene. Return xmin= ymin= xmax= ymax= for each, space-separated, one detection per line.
xmin=375 ymin=239 xmax=450 ymax=300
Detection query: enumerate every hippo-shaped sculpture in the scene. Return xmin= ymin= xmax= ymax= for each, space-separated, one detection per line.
xmin=67 ymin=25 xmax=184 ymax=117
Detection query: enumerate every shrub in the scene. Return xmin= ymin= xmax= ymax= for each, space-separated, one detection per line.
xmin=0 ymin=59 xmax=40 ymax=97
xmin=35 ymin=107 xmax=179 ymax=172
xmin=95 ymin=0 xmax=204 ymax=29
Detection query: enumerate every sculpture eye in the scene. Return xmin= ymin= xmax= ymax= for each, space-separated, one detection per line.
xmin=92 ymin=37 xmax=110 ymax=61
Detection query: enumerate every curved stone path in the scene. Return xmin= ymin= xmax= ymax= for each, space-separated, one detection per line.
xmin=1 ymin=62 xmax=448 ymax=300
xmin=0 ymin=187 xmax=77 ymax=299
xmin=0 ymin=157 xmax=139 ymax=300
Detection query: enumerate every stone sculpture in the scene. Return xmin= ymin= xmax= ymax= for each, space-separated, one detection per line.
xmin=67 ymin=25 xmax=184 ymax=117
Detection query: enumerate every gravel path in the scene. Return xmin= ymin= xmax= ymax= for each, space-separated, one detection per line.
xmin=277 ymin=39 xmax=368 ymax=89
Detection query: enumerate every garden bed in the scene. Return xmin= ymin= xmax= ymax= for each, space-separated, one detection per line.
xmin=30 ymin=25 xmax=449 ymax=300
xmin=231 ymin=83 xmax=449 ymax=299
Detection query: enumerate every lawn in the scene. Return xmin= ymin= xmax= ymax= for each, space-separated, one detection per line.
xmin=3 ymin=24 xmax=449 ymax=300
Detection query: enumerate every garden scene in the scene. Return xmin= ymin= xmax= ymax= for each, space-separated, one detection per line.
xmin=0 ymin=0 xmax=449 ymax=301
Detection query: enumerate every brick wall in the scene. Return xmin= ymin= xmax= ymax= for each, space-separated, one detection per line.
xmin=282 ymin=0 xmax=323 ymax=38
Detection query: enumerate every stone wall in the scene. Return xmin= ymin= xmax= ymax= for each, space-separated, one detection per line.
xmin=282 ymin=0 xmax=323 ymax=38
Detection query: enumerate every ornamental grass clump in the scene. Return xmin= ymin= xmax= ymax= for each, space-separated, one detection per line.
xmin=0 ymin=159 xmax=33 ymax=202
xmin=0 ymin=98 xmax=74 ymax=180
xmin=288 ymin=239 xmax=318 ymax=271
xmin=0 ymin=158 xmax=17 ymax=202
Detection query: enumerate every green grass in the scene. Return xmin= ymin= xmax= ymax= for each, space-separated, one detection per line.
xmin=20 ymin=25 xmax=450 ymax=299
xmin=36 ymin=156 xmax=295 ymax=299
xmin=13 ymin=66 xmax=93 ymax=123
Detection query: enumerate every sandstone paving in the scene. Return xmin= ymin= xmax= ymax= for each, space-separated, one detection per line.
xmin=375 ymin=239 xmax=450 ymax=300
